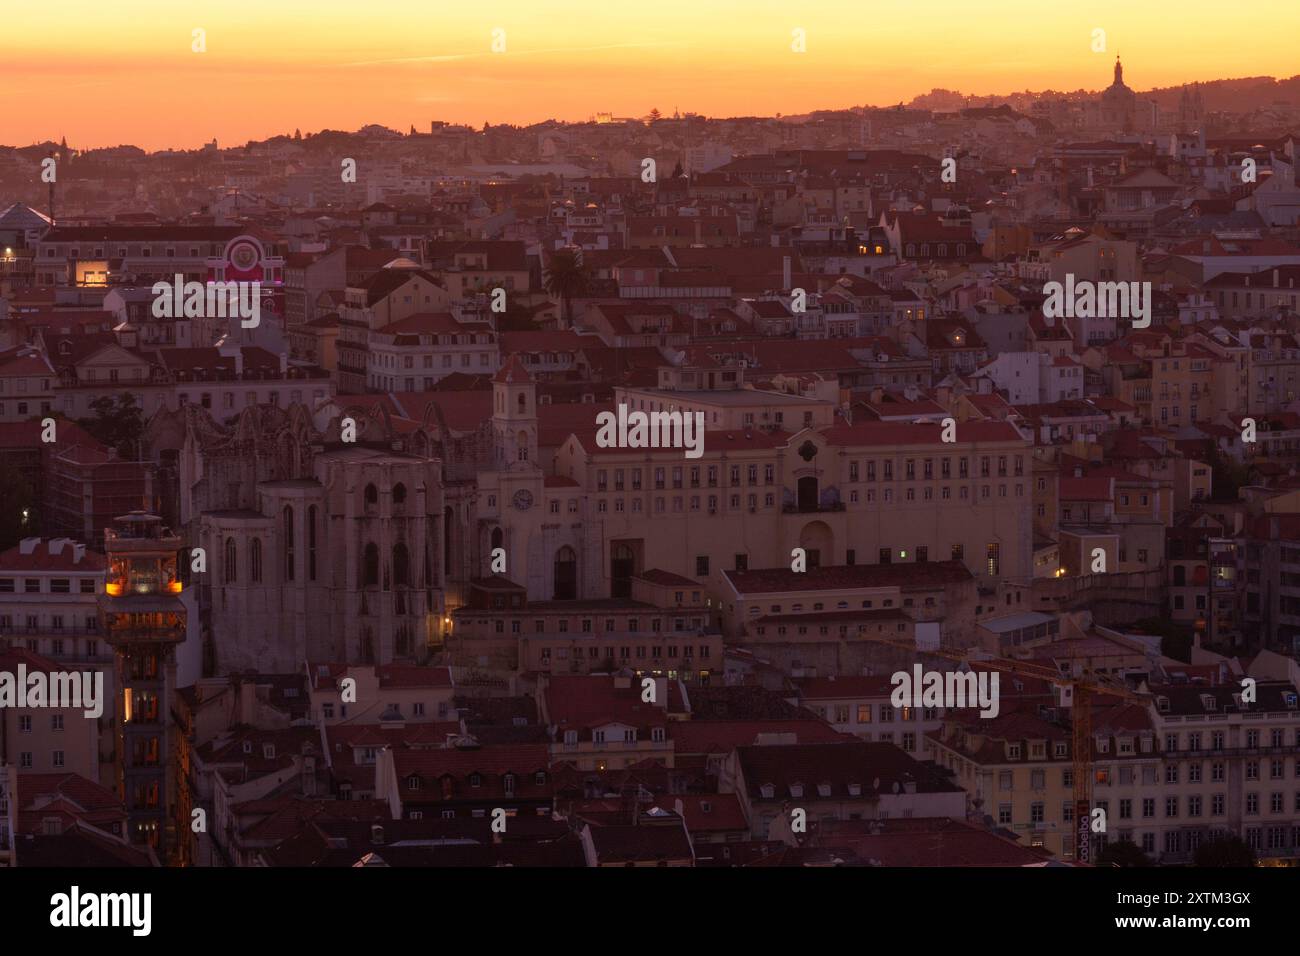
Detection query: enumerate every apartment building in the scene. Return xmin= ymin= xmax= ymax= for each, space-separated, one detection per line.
xmin=721 ymin=741 xmax=967 ymax=839
xmin=1148 ymin=681 xmax=1300 ymax=864
xmin=790 ymin=675 xmax=946 ymax=756
xmin=538 ymin=674 xmax=680 ymax=773
xmin=0 ymin=648 xmax=101 ymax=783
xmin=306 ymin=663 xmax=456 ymax=725
xmin=336 ymin=266 xmax=451 ymax=393
xmin=367 ymin=311 xmax=498 ymax=391
xmin=0 ymin=538 xmax=113 ymax=677
xmin=0 ymin=346 xmax=56 ymax=422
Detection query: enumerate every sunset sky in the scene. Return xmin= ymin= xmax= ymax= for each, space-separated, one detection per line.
xmin=5 ymin=0 xmax=1299 ymax=151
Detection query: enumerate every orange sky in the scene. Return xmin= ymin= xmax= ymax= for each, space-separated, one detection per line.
xmin=4 ymin=0 xmax=1298 ymax=151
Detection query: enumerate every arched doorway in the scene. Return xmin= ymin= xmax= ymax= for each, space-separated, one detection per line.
xmin=553 ymin=546 xmax=577 ymax=600
xmin=799 ymin=521 xmax=834 ymax=569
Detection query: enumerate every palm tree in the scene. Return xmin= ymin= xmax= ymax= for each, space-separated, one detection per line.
xmin=542 ymin=247 xmax=590 ymax=328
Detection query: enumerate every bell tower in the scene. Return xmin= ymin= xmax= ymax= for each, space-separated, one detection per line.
xmin=491 ymin=354 xmax=537 ymax=467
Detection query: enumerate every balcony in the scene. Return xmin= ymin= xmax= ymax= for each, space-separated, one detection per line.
xmin=0 ymin=623 xmax=102 ymax=638
xmin=783 ymin=501 xmax=846 ymax=514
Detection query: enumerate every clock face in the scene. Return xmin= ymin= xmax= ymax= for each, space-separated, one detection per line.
xmin=512 ymin=490 xmax=534 ymax=511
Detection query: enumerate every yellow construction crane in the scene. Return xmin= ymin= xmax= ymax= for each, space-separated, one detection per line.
xmin=860 ymin=636 xmax=1149 ymax=863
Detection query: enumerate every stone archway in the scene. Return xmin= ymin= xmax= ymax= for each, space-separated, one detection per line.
xmin=799 ymin=520 xmax=834 ymax=569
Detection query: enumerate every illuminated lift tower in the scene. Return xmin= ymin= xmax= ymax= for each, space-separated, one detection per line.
xmin=100 ymin=512 xmax=186 ymax=855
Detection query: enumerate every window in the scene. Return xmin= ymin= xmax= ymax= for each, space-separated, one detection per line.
xmin=308 ymin=505 xmax=318 ymax=581
xmin=283 ymin=506 xmax=295 ymax=581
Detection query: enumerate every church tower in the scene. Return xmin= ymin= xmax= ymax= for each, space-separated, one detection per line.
xmin=492 ymin=353 xmax=537 ymax=468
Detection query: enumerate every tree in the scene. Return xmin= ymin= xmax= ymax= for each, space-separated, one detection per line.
xmin=542 ymin=248 xmax=591 ymax=327
xmin=78 ymin=393 xmax=144 ymax=459
xmin=1204 ymin=441 xmax=1248 ymax=501
xmin=0 ymin=458 xmax=38 ymax=552
xmin=1097 ymin=841 xmax=1153 ymax=867
xmin=648 ymin=108 xmax=661 ymax=122
xmin=1193 ymin=835 xmax=1256 ymax=867
xmin=671 ymin=159 xmax=685 ymax=178
xmin=492 ymin=293 xmax=543 ymax=332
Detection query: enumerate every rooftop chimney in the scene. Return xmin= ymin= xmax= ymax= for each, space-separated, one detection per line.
xmin=19 ymin=537 xmax=40 ymax=555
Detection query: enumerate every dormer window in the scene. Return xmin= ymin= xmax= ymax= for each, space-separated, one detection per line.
xmin=1201 ymin=695 xmax=1217 ymax=712
xmin=469 ymin=773 xmax=482 ymax=789
xmin=760 ymin=784 xmax=775 ymax=799
xmin=847 ymin=783 xmax=862 ymax=797
xmin=789 ymin=783 xmax=804 ymax=798
xmin=1156 ymin=696 xmax=1170 ymax=713
xmin=651 ymin=727 xmax=665 ymax=743
xmin=1095 ymin=736 xmax=1110 ymax=753
xmin=263 ymin=743 xmax=276 ymax=759
xmin=242 ymin=741 xmax=252 ymax=754
xmin=407 ymin=775 xmax=421 ymax=790
xmin=817 ymin=783 xmax=832 ymax=798
xmin=1286 ymin=693 xmax=1298 ymax=709
xmin=564 ymin=730 xmax=578 ymax=745
xmin=1007 ymin=743 xmax=1021 ymax=759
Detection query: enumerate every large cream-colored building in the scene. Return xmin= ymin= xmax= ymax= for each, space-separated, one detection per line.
xmin=480 ymin=361 xmax=1034 ymax=605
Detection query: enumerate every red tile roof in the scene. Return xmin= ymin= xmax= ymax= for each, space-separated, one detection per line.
xmin=725 ymin=560 xmax=972 ymax=595
xmin=820 ymin=420 xmax=1023 ymax=447
xmin=492 ymin=353 xmax=532 ymax=384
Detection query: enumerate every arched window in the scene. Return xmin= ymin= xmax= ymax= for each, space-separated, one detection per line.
xmin=553 ymin=546 xmax=577 ymax=600
xmin=517 ymin=431 xmax=529 ymax=462
xmin=250 ymin=538 xmax=262 ymax=583
xmin=364 ymin=484 xmax=378 ymax=513
xmin=283 ymin=506 xmax=295 ymax=582
xmin=443 ymin=506 xmax=454 ymax=577
xmin=517 ymin=392 xmax=526 ymax=413
xmin=224 ymin=538 xmax=237 ymax=583
xmin=392 ymin=483 xmax=407 ymax=510
xmin=363 ymin=542 xmax=380 ymax=587
xmin=307 ymin=505 xmax=317 ymax=581
xmin=393 ymin=542 xmax=410 ymax=587
xmin=490 ymin=527 xmax=504 ymax=550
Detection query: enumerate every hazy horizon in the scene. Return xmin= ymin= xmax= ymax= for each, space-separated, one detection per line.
xmin=6 ymin=0 xmax=1300 ymax=151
